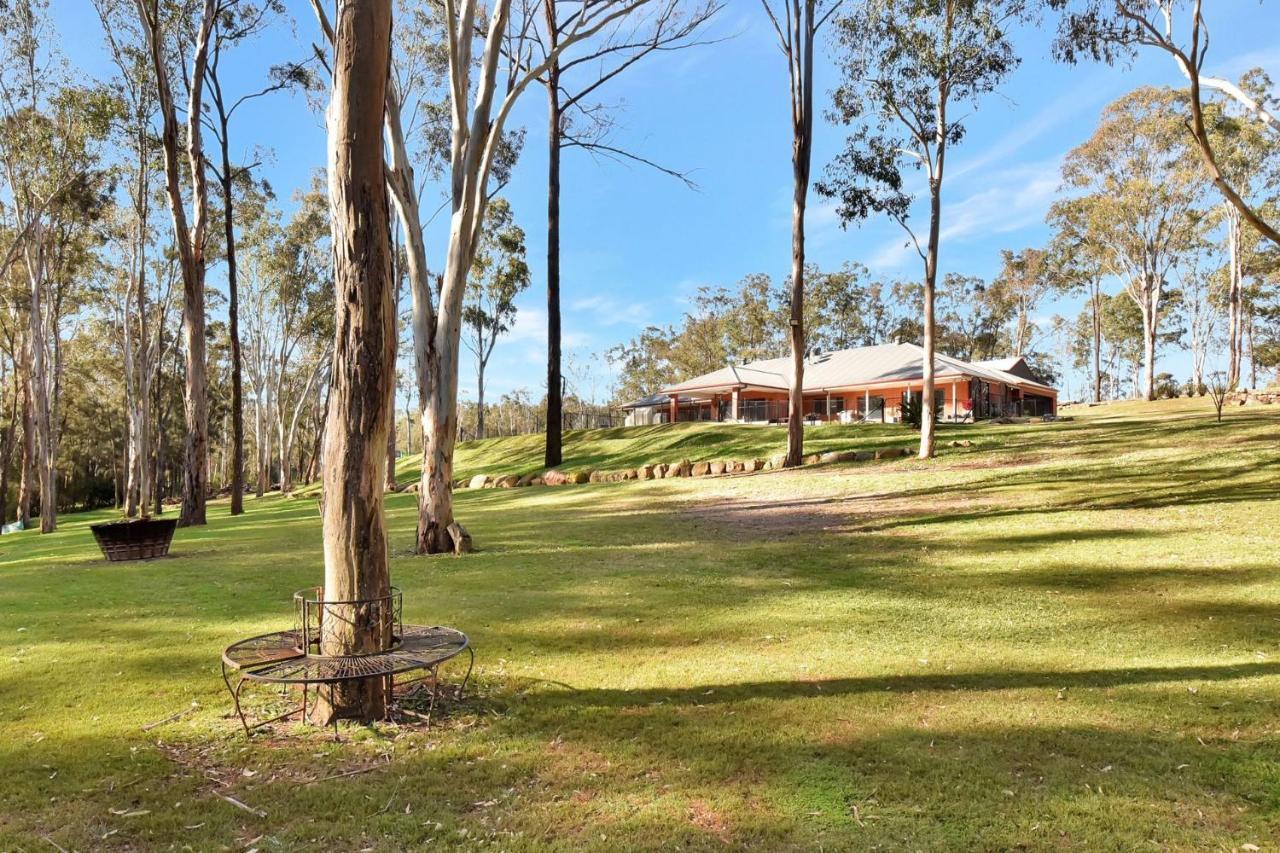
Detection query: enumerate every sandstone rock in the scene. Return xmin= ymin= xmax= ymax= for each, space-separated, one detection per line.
xmin=468 ymin=474 xmax=491 ymax=490
xmin=874 ymin=448 xmax=897 ymax=460
xmin=447 ymin=522 xmax=472 ymax=555
xmin=768 ymin=454 xmax=787 ymax=470
xmin=652 ymin=463 xmax=667 ymax=478
xmin=516 ymin=473 xmax=540 ymax=487
xmin=494 ymin=475 xmax=520 ymax=488
xmin=710 ymin=461 xmax=727 ymax=475
xmin=569 ymin=471 xmax=590 ymax=484
xmin=543 ymin=469 xmax=570 ymax=486
xmin=853 ymin=450 xmax=874 ymax=462
xmin=692 ymin=461 xmax=711 ymax=477
xmin=805 ymin=454 xmax=821 ymax=465
xmin=589 ymin=471 xmax=606 ymax=484
xmin=637 ymin=465 xmax=654 ymax=480
xmin=727 ymin=461 xmax=744 ymax=474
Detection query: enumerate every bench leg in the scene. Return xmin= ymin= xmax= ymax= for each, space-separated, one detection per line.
xmin=221 ymin=662 xmax=252 ymax=736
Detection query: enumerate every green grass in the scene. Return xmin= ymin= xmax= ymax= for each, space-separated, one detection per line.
xmin=389 ymin=419 xmax=928 ymax=486
xmin=2 ymin=397 xmax=1280 ymax=850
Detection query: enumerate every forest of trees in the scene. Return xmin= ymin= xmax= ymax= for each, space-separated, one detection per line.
xmin=0 ymin=0 xmax=1277 ymax=533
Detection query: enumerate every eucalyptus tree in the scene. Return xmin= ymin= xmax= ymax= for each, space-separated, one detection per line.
xmin=818 ymin=0 xmax=1029 ymax=458
xmin=758 ymin=0 xmax=842 ymax=466
xmin=313 ymin=0 xmax=397 ymax=726
xmin=95 ymin=0 xmax=171 ymax=518
xmin=537 ymin=0 xmax=720 ymax=468
xmin=1059 ymin=86 xmax=1206 ymax=400
xmin=1049 ymin=0 xmax=1280 ymax=246
xmin=1046 ymin=203 xmax=1109 ymax=402
xmin=462 ymin=197 xmax=530 ymax=440
xmin=1177 ymin=248 xmax=1217 ymax=392
xmin=0 ymin=2 xmax=115 ymax=532
xmin=135 ymin=0 xmax=217 ymax=526
xmin=415 ymin=0 xmax=669 ymax=555
xmin=203 ymin=0 xmax=294 ymax=515
xmin=991 ymin=247 xmax=1055 ymax=357
xmin=1203 ymin=71 xmax=1280 ymax=386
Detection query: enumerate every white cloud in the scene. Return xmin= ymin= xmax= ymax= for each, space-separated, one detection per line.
xmin=568 ymin=294 xmax=651 ymax=327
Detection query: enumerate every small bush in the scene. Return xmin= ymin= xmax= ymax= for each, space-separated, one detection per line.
xmin=899 ymin=395 xmax=944 ymax=429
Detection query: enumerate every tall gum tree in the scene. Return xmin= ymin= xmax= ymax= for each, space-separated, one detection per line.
xmin=760 ymin=0 xmax=841 ymax=468
xmin=538 ymin=0 xmax=719 ymax=468
xmin=1049 ymin=0 xmax=1280 ymax=247
xmin=313 ymin=0 xmax=397 ymax=726
xmin=818 ymin=0 xmax=1027 ymax=457
xmin=135 ymin=0 xmax=215 ymax=526
xmin=414 ymin=0 xmax=658 ymax=555
xmin=1059 ymin=86 xmax=1205 ymax=401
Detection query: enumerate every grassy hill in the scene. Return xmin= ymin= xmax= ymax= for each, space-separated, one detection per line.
xmin=390 ymin=418 xmax=988 ymax=487
xmin=3 ymin=396 xmax=1280 ymax=849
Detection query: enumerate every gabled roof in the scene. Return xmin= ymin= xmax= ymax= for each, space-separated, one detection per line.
xmin=660 ymin=342 xmax=1057 ymax=397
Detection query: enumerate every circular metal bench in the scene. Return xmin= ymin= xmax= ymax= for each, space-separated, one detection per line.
xmin=221 ymin=587 xmax=473 ymax=736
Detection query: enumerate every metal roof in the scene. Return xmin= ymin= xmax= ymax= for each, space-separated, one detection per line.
xmin=660 ymin=342 xmax=1056 ymax=396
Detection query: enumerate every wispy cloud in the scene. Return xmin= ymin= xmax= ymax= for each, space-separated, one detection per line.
xmin=568 ymin=294 xmax=651 ymax=327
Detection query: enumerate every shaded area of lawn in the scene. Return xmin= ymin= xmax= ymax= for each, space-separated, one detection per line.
xmin=1 ymin=397 xmax=1279 ymax=850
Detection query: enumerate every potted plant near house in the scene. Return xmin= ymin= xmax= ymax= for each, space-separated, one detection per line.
xmin=90 ymin=510 xmax=178 ymax=562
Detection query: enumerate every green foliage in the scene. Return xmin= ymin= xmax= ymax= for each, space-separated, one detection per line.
xmin=898 ymin=393 xmax=943 ymax=429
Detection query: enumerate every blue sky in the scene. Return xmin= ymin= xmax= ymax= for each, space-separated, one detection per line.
xmin=56 ymin=0 xmax=1280 ymax=405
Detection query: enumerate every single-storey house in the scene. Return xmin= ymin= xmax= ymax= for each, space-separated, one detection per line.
xmin=643 ymin=342 xmax=1057 ymax=424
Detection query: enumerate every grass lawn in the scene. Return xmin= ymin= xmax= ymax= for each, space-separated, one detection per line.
xmin=2 ymin=397 xmax=1279 ymax=850
xmin=381 ymin=418 xmax=930 ymax=488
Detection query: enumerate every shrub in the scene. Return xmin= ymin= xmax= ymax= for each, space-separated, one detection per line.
xmin=899 ymin=395 xmax=943 ymax=429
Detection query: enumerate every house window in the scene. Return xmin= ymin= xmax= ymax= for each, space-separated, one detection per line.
xmin=810 ymin=397 xmax=844 ymax=416
xmin=738 ymin=399 xmax=769 ymax=422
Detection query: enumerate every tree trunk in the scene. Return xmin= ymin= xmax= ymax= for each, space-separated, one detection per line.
xmin=543 ymin=26 xmax=563 ymax=469
xmin=0 ymin=382 xmax=16 ymax=525
xmin=783 ymin=4 xmax=815 ymax=469
xmin=920 ymin=204 xmax=939 ymax=457
xmin=310 ymin=0 xmax=396 ymax=727
xmin=27 ymin=239 xmax=56 ymax=533
xmin=385 ymin=404 xmax=397 ymax=491
xmin=1226 ymin=205 xmax=1242 ymax=389
xmin=17 ymin=371 xmax=33 ymax=528
xmin=476 ymin=360 xmax=486 ymax=440
xmin=139 ymin=0 xmax=214 ymax=527
xmin=1090 ymin=281 xmax=1102 ymax=403
xmin=222 ymin=140 xmax=245 ymax=515
xmin=1141 ymin=287 xmax=1157 ymax=401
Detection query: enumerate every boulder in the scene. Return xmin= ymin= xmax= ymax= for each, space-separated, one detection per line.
xmin=853 ymin=450 xmax=875 ymax=462
xmin=768 ymin=454 xmax=787 ymax=470
xmin=727 ymin=461 xmax=744 ymax=474
xmin=692 ymin=461 xmax=711 ymax=477
xmin=589 ymin=471 xmax=606 ymax=484
xmin=743 ymin=458 xmax=763 ymax=473
xmin=637 ymin=465 xmax=654 ymax=480
xmin=874 ymin=448 xmax=897 ymax=460
xmin=516 ymin=473 xmax=540 ymax=487
xmin=652 ymin=463 xmax=668 ymax=478
xmin=543 ymin=469 xmax=570 ymax=486
xmin=805 ymin=454 xmax=822 ymax=465
xmin=468 ymin=474 xmax=491 ymax=490
xmin=446 ymin=522 xmax=473 ymax=555
xmin=710 ymin=461 xmax=727 ymax=475
xmin=665 ymin=459 xmax=690 ymax=478
xmin=569 ymin=471 xmax=590 ymax=485
xmin=494 ymin=475 xmax=521 ymax=489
